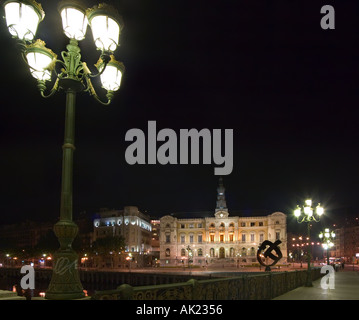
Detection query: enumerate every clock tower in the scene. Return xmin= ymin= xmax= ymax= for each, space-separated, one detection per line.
xmin=214 ymin=177 xmax=229 ymax=218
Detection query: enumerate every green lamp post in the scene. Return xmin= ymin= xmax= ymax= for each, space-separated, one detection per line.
xmin=1 ymin=0 xmax=125 ymax=299
xmin=319 ymin=228 xmax=335 ymax=266
xmin=294 ymin=199 xmax=324 ymax=287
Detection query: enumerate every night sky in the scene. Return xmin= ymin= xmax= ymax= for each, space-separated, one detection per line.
xmin=0 ymin=0 xmax=358 ymax=233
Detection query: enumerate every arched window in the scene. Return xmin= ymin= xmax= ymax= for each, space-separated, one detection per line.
xmin=241 ymin=247 xmax=247 ymax=256
xmin=229 ymin=222 xmax=234 ymax=227
xmin=250 ymin=233 xmax=255 ymax=242
xmin=250 ymin=247 xmax=255 ymax=256
xmin=165 ymin=248 xmax=170 ymax=257
xmin=198 ymin=248 xmax=203 ymax=257
xmin=259 ymin=233 xmax=264 ymax=243
xmin=241 ymin=233 xmax=246 ymax=243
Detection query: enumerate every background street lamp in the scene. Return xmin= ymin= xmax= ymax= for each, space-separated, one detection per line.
xmin=2 ymin=0 xmax=125 ymax=299
xmin=319 ymin=228 xmax=335 ymax=266
xmin=186 ymin=245 xmax=193 ymax=275
xmin=294 ymin=199 xmax=324 ymax=286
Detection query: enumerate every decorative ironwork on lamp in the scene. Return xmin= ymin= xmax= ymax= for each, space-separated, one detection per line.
xmin=1 ymin=0 xmax=126 ymax=300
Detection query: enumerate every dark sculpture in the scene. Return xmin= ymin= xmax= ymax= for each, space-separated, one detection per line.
xmin=257 ymin=240 xmax=283 ymax=271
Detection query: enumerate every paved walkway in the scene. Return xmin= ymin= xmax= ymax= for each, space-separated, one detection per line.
xmin=273 ymin=270 xmax=359 ymax=300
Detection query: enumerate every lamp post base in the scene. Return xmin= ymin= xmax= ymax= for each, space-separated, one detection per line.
xmin=305 ymin=268 xmax=313 ymax=287
xmin=45 ymin=220 xmax=85 ymax=300
xmin=45 ymin=249 xmax=85 ymax=300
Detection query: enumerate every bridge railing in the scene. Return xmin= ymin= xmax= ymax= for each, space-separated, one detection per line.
xmin=92 ymin=268 xmax=323 ymax=300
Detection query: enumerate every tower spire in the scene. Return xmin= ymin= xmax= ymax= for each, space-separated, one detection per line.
xmin=215 ymin=176 xmax=228 ymax=215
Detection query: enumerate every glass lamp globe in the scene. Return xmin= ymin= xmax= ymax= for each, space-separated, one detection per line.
xmin=58 ymin=0 xmax=88 ymax=41
xmin=3 ymin=0 xmax=45 ymax=41
xmin=316 ymin=204 xmax=324 ymax=216
xmin=304 ymin=206 xmax=313 ymax=216
xmin=95 ymin=55 xmax=125 ymax=92
xmin=294 ymin=207 xmax=301 ymax=217
xmin=87 ymin=3 xmax=124 ymax=52
xmin=26 ymin=39 xmax=57 ymax=81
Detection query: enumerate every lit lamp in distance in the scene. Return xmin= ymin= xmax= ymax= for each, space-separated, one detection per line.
xmin=294 ymin=199 xmax=324 ymax=287
xmin=319 ymin=228 xmax=335 ymax=266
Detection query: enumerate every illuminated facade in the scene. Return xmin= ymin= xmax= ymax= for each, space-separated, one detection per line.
xmin=93 ymin=206 xmax=152 ymax=252
xmin=159 ymin=178 xmax=287 ymax=266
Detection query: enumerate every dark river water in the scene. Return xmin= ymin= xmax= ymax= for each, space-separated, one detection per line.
xmin=0 ymin=277 xmax=120 ymax=298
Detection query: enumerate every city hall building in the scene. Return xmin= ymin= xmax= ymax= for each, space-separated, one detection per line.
xmin=159 ymin=178 xmax=287 ymax=266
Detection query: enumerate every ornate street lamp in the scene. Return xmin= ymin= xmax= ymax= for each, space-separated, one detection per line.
xmin=186 ymin=245 xmax=193 ymax=274
xmin=319 ymin=228 xmax=335 ymax=266
xmin=1 ymin=0 xmax=125 ymax=300
xmin=294 ymin=199 xmax=324 ymax=287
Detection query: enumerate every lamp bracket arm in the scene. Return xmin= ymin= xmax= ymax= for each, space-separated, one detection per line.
xmin=37 ymin=78 xmax=59 ymax=99
xmin=84 ymin=76 xmax=113 ymax=106
xmin=82 ymin=53 xmax=111 ymax=79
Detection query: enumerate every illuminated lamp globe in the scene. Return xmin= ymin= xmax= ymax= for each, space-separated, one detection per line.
xmin=26 ymin=39 xmax=57 ymax=81
xmin=304 ymin=206 xmax=313 ymax=216
xmin=87 ymin=3 xmax=124 ymax=52
xmin=58 ymin=0 xmax=88 ymax=41
xmin=95 ymin=55 xmax=125 ymax=92
xmin=3 ymin=0 xmax=45 ymax=41
xmin=316 ymin=204 xmax=324 ymax=216
xmin=294 ymin=206 xmax=301 ymax=217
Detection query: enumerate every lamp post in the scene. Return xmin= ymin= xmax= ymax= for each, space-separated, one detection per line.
xmin=319 ymin=228 xmax=335 ymax=266
xmin=1 ymin=0 xmax=125 ymax=299
xmin=294 ymin=199 xmax=324 ymax=287
xmin=186 ymin=245 xmax=193 ymax=275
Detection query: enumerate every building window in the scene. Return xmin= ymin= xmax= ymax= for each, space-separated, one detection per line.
xmin=250 ymin=233 xmax=255 ymax=242
xmin=242 ymin=234 xmax=246 ymax=243
xmin=181 ymin=248 xmax=186 ymax=256
xmin=241 ymin=222 xmax=246 ymax=227
xmin=229 ymin=234 xmax=234 ymax=242
xmin=241 ymin=247 xmax=246 ymax=257
xmin=189 ymin=235 xmax=194 ymax=243
xmin=250 ymin=247 xmax=255 ymax=256
xmin=210 ymin=248 xmax=215 ymax=257
xmin=198 ymin=234 xmax=202 ymax=243
xmin=165 ymin=248 xmax=170 ymax=257
xmin=198 ymin=223 xmax=202 ymax=228
xmin=198 ymin=248 xmax=203 ymax=257
xmin=220 ymin=234 xmax=224 ymax=242
xmin=165 ymin=234 xmax=170 ymax=243
xmin=210 ymin=234 xmax=215 ymax=242
xmin=189 ymin=223 xmax=194 ymax=228
xmin=250 ymin=222 xmax=255 ymax=227
xmin=276 ymin=231 xmax=280 ymax=240
xmin=276 ymin=221 xmax=280 ymax=225
xmin=260 ymin=233 xmax=264 ymax=243
xmin=181 ymin=235 xmax=185 ymax=244
xmin=181 ymin=224 xmax=185 ymax=229
xmin=259 ymin=221 xmax=263 ymax=226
